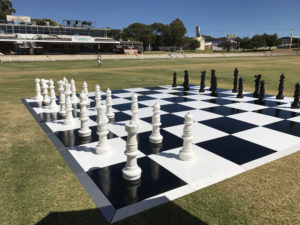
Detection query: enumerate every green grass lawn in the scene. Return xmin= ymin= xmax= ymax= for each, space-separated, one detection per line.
xmin=0 ymin=56 xmax=300 ymax=225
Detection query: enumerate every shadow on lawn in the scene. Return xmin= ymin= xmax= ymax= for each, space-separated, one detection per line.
xmin=36 ymin=200 xmax=207 ymax=225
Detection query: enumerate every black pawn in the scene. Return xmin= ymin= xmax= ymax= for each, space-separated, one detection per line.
xmin=276 ymin=74 xmax=285 ymax=99
xmin=291 ymin=83 xmax=300 ymax=109
xmin=209 ymin=69 xmax=216 ymax=91
xmin=172 ymin=72 xmax=177 ymax=87
xmin=210 ymin=75 xmax=218 ymax=96
xmin=232 ymin=68 xmax=238 ymax=93
xmin=199 ymin=70 xmax=206 ymax=92
xmin=253 ymin=74 xmax=262 ymax=98
xmin=183 ymin=70 xmax=190 ymax=91
xmin=237 ymin=77 xmax=244 ymax=98
xmin=257 ymin=80 xmax=265 ymax=105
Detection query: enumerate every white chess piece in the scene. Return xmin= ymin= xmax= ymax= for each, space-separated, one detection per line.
xmin=122 ymin=121 xmax=142 ymax=181
xmin=95 ymin=84 xmax=102 ymax=108
xmin=106 ymin=88 xmax=115 ymax=119
xmin=63 ymin=77 xmax=68 ymax=84
xmin=49 ymin=79 xmax=58 ymax=110
xmin=41 ymin=79 xmax=50 ymax=105
xmin=82 ymin=81 xmax=90 ymax=106
xmin=78 ymin=92 xmax=91 ymax=137
xmin=179 ymin=112 xmax=195 ymax=161
xmin=95 ymin=106 xmax=111 ymax=155
xmin=149 ymin=102 xmax=163 ymax=144
xmin=35 ymin=78 xmax=43 ymax=101
xmin=70 ymin=79 xmax=79 ymax=103
xmin=58 ymin=80 xmax=66 ymax=116
xmin=64 ymin=83 xmax=75 ymax=125
xmin=131 ymin=93 xmax=140 ymax=126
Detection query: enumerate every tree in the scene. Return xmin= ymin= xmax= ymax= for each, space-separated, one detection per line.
xmin=0 ymin=0 xmax=16 ymax=20
xmin=183 ymin=37 xmax=200 ymax=50
xmin=150 ymin=23 xmax=170 ymax=49
xmin=251 ymin=35 xmax=265 ymax=50
xmin=263 ymin=33 xmax=279 ymax=50
xmin=108 ymin=29 xmax=123 ymax=41
xmin=31 ymin=18 xmax=58 ymax=26
xmin=239 ymin=37 xmax=254 ymax=51
xmin=169 ymin=18 xmax=186 ymax=47
xmin=218 ymin=40 xmax=232 ymax=51
xmin=123 ymin=23 xmax=153 ymax=49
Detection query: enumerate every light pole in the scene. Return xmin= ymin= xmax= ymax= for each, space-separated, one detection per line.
xmin=289 ymin=28 xmax=294 ymax=49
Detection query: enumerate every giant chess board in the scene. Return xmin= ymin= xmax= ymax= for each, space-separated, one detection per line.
xmin=22 ymin=84 xmax=300 ymax=223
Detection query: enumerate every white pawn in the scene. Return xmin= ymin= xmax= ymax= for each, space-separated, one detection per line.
xmin=179 ymin=112 xmax=195 ymax=161
xmin=49 ymin=79 xmax=58 ymax=110
xmin=106 ymin=88 xmax=115 ymax=119
xmin=64 ymin=83 xmax=75 ymax=125
xmin=95 ymin=84 xmax=102 ymax=108
xmin=82 ymin=81 xmax=90 ymax=106
xmin=95 ymin=106 xmax=111 ymax=155
xmin=149 ymin=102 xmax=163 ymax=144
xmin=70 ymin=79 xmax=79 ymax=103
xmin=78 ymin=92 xmax=91 ymax=137
xmin=58 ymin=80 xmax=66 ymax=116
xmin=41 ymin=80 xmax=50 ymax=105
xmin=35 ymin=78 xmax=43 ymax=101
xmin=122 ymin=121 xmax=142 ymax=181
xmin=131 ymin=93 xmax=140 ymax=126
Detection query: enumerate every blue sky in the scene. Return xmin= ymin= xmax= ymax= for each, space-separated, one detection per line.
xmin=12 ymin=0 xmax=300 ymax=37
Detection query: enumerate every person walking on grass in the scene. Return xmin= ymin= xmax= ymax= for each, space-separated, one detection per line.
xmin=97 ymin=55 xmax=103 ymax=67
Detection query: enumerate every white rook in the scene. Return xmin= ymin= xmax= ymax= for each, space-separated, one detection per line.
xmin=106 ymin=88 xmax=115 ymax=119
xmin=95 ymin=106 xmax=111 ymax=155
xmin=78 ymin=92 xmax=91 ymax=137
xmin=122 ymin=121 xmax=142 ymax=181
xmin=35 ymin=78 xmax=43 ymax=101
xmin=179 ymin=112 xmax=195 ymax=161
xmin=64 ymin=83 xmax=75 ymax=125
xmin=149 ymin=102 xmax=163 ymax=144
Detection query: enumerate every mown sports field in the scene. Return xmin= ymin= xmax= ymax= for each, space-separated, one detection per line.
xmin=1 ymin=56 xmax=300 ymax=225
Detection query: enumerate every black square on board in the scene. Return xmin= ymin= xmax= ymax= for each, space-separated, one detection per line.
xmin=121 ymin=130 xmax=183 ymax=155
xmin=144 ymin=86 xmax=168 ymax=90
xmin=160 ymin=104 xmax=194 ymax=113
xmin=55 ymin=126 xmax=117 ymax=147
xmin=201 ymin=106 xmax=246 ymax=116
xmin=202 ymin=98 xmax=238 ymax=105
xmin=113 ymin=103 xmax=148 ymax=111
xmin=200 ymin=117 xmax=257 ymax=134
xmin=125 ymin=95 xmax=155 ymax=101
xmin=87 ymin=157 xmax=187 ymax=209
xmin=90 ymin=112 xmax=131 ymax=123
xmin=253 ymin=108 xmax=298 ymax=119
xmin=264 ymin=120 xmax=300 ymax=137
xmin=142 ymin=114 xmax=184 ymax=128
xmin=162 ymin=97 xmax=197 ymax=103
xmin=196 ymin=136 xmax=276 ymax=165
xmin=136 ymin=90 xmax=161 ymax=95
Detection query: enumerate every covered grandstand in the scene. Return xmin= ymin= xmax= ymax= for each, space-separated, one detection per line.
xmin=0 ymin=16 xmax=142 ymax=54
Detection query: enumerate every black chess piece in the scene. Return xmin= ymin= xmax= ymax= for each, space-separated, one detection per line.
xmin=172 ymin=72 xmax=177 ymax=87
xmin=237 ymin=77 xmax=244 ymax=98
xmin=209 ymin=69 xmax=215 ymax=91
xmin=291 ymin=82 xmax=300 ymax=109
xmin=253 ymin=74 xmax=262 ymax=98
xmin=183 ymin=70 xmax=190 ymax=91
xmin=199 ymin=70 xmax=206 ymax=92
xmin=276 ymin=74 xmax=285 ymax=99
xmin=257 ymin=80 xmax=265 ymax=105
xmin=210 ymin=74 xmax=218 ymax=96
xmin=232 ymin=68 xmax=238 ymax=93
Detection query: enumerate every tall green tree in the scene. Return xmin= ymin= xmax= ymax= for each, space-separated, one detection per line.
xmin=218 ymin=40 xmax=232 ymax=51
xmin=183 ymin=37 xmax=200 ymax=50
xmin=251 ymin=35 xmax=265 ymax=50
xmin=0 ymin=0 xmax=16 ymax=20
xmin=123 ymin=23 xmax=153 ymax=49
xmin=239 ymin=37 xmax=254 ymax=51
xmin=150 ymin=22 xmax=170 ymax=49
xmin=108 ymin=29 xmax=123 ymax=41
xmin=169 ymin=18 xmax=186 ymax=47
xmin=263 ymin=33 xmax=279 ymax=50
